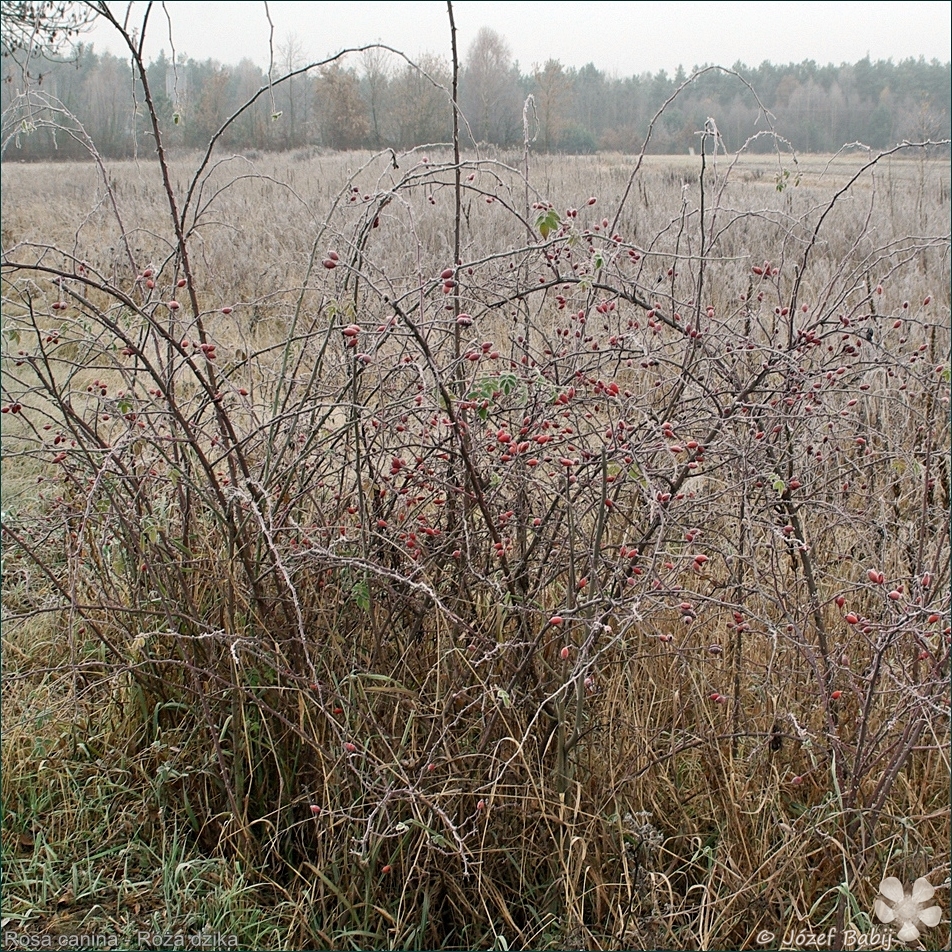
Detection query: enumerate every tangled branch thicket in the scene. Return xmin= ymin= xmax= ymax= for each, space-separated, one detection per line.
xmin=1 ymin=9 xmax=950 ymax=951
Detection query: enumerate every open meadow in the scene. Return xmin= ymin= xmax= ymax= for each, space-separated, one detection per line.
xmin=2 ymin=90 xmax=951 ymax=951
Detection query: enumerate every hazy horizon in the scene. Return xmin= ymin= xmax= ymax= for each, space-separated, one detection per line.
xmin=79 ymin=1 xmax=951 ymax=76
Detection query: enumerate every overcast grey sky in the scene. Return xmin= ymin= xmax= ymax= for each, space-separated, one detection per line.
xmin=85 ymin=1 xmax=951 ymax=74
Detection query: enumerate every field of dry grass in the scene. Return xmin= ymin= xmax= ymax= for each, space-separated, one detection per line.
xmin=2 ymin=103 xmax=950 ymax=951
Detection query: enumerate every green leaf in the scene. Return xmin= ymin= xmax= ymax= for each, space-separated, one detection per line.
xmin=498 ymin=373 xmax=516 ymax=395
xmin=351 ymin=578 xmax=370 ymax=612
xmin=536 ymin=209 xmax=560 ymax=239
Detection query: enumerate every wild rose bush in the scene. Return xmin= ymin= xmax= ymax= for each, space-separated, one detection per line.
xmin=2 ymin=18 xmax=949 ymax=949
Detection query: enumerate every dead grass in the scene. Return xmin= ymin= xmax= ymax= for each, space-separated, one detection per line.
xmin=2 ymin=138 xmax=950 ymax=950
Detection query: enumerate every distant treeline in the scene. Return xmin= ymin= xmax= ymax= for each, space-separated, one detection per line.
xmin=2 ymin=27 xmax=949 ymax=158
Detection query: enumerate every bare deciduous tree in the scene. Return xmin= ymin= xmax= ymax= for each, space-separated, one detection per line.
xmin=361 ymin=45 xmax=393 ymax=148
xmin=460 ymin=26 xmax=521 ymax=146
